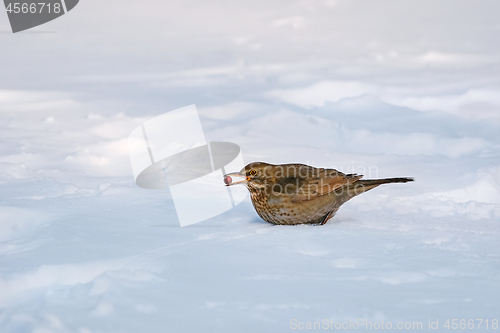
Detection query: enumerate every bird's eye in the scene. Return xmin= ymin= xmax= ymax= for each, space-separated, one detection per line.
xmin=249 ymin=170 xmax=257 ymax=176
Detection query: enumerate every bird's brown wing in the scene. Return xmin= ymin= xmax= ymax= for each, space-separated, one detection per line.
xmin=271 ymin=164 xmax=363 ymax=203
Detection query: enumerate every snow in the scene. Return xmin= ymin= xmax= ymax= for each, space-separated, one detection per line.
xmin=1 ymin=0 xmax=500 ymax=332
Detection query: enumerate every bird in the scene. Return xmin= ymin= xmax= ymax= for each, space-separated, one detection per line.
xmin=223 ymin=162 xmax=413 ymax=225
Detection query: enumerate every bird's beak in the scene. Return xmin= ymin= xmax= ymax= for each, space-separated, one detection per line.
xmin=223 ymin=172 xmax=248 ymax=186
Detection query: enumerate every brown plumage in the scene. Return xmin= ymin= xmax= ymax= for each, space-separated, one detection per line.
xmin=223 ymin=162 xmax=413 ymax=225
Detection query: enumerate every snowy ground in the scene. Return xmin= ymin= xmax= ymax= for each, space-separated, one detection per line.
xmin=1 ymin=1 xmax=500 ymax=332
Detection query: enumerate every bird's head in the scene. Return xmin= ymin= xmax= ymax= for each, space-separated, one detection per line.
xmin=223 ymin=162 xmax=275 ymax=190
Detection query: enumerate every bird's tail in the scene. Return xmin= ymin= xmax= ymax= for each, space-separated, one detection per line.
xmin=357 ymin=177 xmax=414 ymax=188
xmin=336 ymin=177 xmax=414 ymax=202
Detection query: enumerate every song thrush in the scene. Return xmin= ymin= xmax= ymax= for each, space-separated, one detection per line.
xmin=223 ymin=162 xmax=413 ymax=225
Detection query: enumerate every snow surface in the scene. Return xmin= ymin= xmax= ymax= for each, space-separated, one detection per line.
xmin=1 ymin=1 xmax=500 ymax=332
